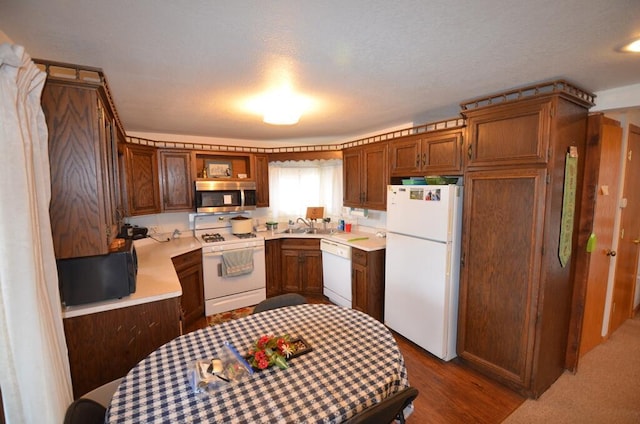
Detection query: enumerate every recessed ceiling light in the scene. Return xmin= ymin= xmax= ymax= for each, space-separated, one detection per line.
xmin=620 ymin=38 xmax=640 ymax=53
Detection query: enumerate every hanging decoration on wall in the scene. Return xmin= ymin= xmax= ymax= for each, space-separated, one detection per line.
xmin=559 ymin=146 xmax=579 ymax=267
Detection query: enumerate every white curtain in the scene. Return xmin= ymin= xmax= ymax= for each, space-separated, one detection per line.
xmin=268 ymin=159 xmax=343 ymax=219
xmin=0 ymin=44 xmax=73 ymax=423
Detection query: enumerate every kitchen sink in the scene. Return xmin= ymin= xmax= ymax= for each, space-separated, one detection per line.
xmin=280 ymin=227 xmax=334 ymax=235
xmin=305 ymin=228 xmax=334 ymax=235
xmin=280 ymin=227 xmax=308 ymax=234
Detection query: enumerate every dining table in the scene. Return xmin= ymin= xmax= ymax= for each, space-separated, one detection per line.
xmin=106 ymin=303 xmax=410 ymax=423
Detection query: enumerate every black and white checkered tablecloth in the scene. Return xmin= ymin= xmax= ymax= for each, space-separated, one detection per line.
xmin=106 ymin=303 xmax=409 ymax=423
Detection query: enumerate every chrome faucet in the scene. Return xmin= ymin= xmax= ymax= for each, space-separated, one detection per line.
xmin=297 ymin=217 xmax=314 ymax=229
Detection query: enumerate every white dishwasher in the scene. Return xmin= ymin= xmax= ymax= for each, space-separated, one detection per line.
xmin=321 ymin=239 xmax=352 ymax=308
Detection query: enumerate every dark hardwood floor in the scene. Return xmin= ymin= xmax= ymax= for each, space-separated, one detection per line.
xmin=188 ymin=302 xmax=525 ymax=423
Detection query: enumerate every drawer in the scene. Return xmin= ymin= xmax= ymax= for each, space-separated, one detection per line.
xmin=280 ymin=238 xmax=320 ymax=251
xmin=351 ymin=248 xmax=367 ymax=266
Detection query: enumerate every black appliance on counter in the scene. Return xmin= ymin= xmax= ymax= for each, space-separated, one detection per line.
xmin=117 ymin=224 xmax=148 ymax=240
xmin=57 ymin=239 xmax=138 ymax=306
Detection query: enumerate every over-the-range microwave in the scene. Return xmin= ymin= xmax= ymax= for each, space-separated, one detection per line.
xmin=194 ymin=180 xmax=257 ymax=213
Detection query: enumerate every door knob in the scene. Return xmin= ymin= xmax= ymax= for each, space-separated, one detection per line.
xmin=606 ymin=249 xmax=617 ymax=257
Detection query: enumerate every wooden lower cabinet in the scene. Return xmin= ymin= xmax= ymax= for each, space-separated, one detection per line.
xmin=172 ymin=249 xmax=204 ymax=328
xmin=351 ymin=248 xmax=385 ymax=321
xmin=280 ymin=239 xmax=323 ymax=296
xmin=265 ymin=239 xmax=281 ymax=296
xmin=63 ymin=297 xmax=181 ymax=398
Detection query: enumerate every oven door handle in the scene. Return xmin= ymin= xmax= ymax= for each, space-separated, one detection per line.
xmin=202 ymin=246 xmax=265 ymax=258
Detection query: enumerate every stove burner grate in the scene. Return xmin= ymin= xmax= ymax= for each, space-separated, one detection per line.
xmin=233 ymin=233 xmax=257 ymax=239
xmin=201 ymin=233 xmax=225 ymax=243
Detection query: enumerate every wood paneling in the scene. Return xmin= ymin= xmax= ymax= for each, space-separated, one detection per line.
xmin=63 ymin=298 xmax=181 ymax=398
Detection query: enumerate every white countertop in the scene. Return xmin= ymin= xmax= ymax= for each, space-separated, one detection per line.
xmin=262 ymin=228 xmax=387 ymax=251
xmin=61 ymin=236 xmax=202 ymax=319
xmin=62 ymin=228 xmax=385 ymax=319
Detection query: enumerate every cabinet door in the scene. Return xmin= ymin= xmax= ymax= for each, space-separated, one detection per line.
xmin=63 ymin=297 xmax=181 ymax=398
xmin=124 ymin=144 xmax=161 ymax=216
xmin=172 ymin=249 xmax=204 ymax=328
xmin=352 ymin=261 xmax=368 ymax=314
xmin=178 ymin=263 xmax=204 ymax=327
xmin=457 ymin=168 xmax=547 ymax=390
xmin=361 ymin=143 xmax=388 ymax=210
xmin=343 ymin=148 xmax=363 ymax=207
xmin=265 ymin=239 xmax=281 ymax=296
xmin=301 ymin=250 xmax=323 ymax=295
xmin=423 ymin=130 xmax=463 ymax=174
xmin=390 ymin=135 xmax=422 ymax=175
xmin=281 ymin=250 xmax=304 ymax=292
xmin=159 ymin=150 xmax=193 ymax=211
xmin=465 ymin=99 xmax=552 ymax=169
xmin=254 ymin=153 xmax=270 ymax=207
xmin=43 ymin=84 xmax=110 ymax=258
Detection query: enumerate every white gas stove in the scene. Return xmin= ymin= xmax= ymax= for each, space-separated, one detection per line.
xmin=192 ymin=213 xmax=266 ymax=315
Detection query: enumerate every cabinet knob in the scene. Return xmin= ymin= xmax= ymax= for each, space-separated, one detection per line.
xmin=633 ymin=239 xmax=640 ymax=245
xmin=606 ymin=249 xmax=617 ymax=257
xmin=416 ymin=154 xmax=420 ymax=167
xmin=422 ymin=153 xmax=426 ymax=167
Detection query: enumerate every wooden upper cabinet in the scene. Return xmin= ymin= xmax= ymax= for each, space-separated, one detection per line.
xmin=464 ymin=98 xmax=553 ymax=169
xmin=343 ymin=142 xmax=388 ymax=210
xmin=159 ymin=149 xmax=193 ymax=211
xmin=390 ymin=129 xmax=463 ymax=176
xmin=42 ymin=81 xmax=120 ymax=259
xmin=123 ymin=144 xmax=161 ymax=216
xmin=254 ymin=153 xmax=270 ymax=207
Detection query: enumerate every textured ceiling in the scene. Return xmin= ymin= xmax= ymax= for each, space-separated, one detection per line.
xmin=1 ymin=0 xmax=640 ymax=144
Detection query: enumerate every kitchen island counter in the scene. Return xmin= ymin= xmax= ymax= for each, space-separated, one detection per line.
xmin=61 ymin=236 xmax=202 ymax=319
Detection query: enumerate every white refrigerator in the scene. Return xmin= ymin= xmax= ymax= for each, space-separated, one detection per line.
xmin=384 ymin=184 xmax=463 ymax=361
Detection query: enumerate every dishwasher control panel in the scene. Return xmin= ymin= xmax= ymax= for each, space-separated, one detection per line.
xmin=320 ymin=239 xmax=352 ymax=259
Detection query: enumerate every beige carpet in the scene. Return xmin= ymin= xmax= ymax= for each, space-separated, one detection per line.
xmin=503 ymin=314 xmax=640 ymax=423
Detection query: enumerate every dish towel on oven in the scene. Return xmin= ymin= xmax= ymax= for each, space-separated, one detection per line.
xmin=221 ymin=249 xmax=254 ymax=277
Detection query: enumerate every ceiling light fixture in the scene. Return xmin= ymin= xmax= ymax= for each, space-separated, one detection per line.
xmin=620 ymin=38 xmax=640 ymax=52
xmin=243 ymin=83 xmax=314 ymax=126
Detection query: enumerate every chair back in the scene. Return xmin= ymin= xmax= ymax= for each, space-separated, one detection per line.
xmin=343 ymin=386 xmax=419 ymax=424
xmin=252 ymin=293 xmax=307 ymax=314
xmin=63 ymin=398 xmax=106 ymax=424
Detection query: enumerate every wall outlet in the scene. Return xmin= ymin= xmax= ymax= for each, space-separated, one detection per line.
xmin=148 ymin=225 xmax=159 ymax=234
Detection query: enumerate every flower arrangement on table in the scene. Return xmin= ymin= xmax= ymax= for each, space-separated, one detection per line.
xmin=247 ymin=334 xmax=296 ymax=370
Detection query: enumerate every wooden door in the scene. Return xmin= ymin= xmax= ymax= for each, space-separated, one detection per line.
xmin=159 ymin=150 xmax=193 ymax=211
xmin=458 ymin=168 xmax=547 ymax=390
xmin=343 ymin=148 xmax=362 ymax=207
xmin=265 ymin=240 xmax=281 ymax=296
xmin=301 ymin=250 xmax=323 ymax=295
xmin=254 ymin=153 xmax=270 ymax=207
xmin=579 ymin=115 xmax=623 ymax=357
xmin=281 ymin=249 xmax=303 ymax=292
xmin=609 ymin=124 xmax=640 ymax=332
xmin=361 ymin=142 xmax=388 ymax=210
xmin=422 ymin=129 xmax=463 ymax=175
xmin=125 ymin=144 xmax=161 ymax=215
xmin=389 ymin=135 xmax=422 ymax=175
xmin=43 ymin=84 xmax=109 ymax=258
